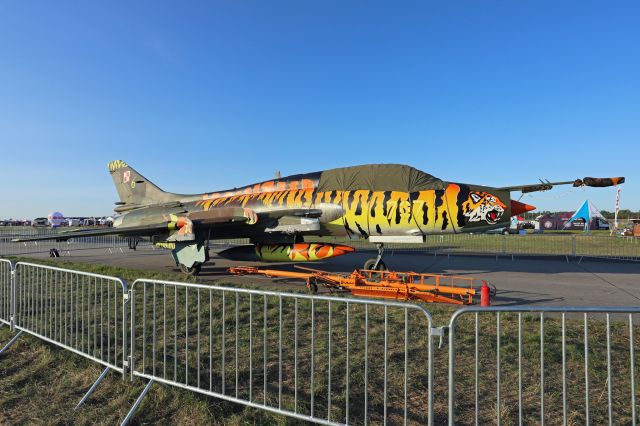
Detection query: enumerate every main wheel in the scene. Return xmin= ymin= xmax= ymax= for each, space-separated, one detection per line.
xmin=179 ymin=263 xmax=202 ymax=276
xmin=363 ymin=258 xmax=387 ymax=271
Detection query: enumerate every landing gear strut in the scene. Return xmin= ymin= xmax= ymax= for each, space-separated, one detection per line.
xmin=128 ymin=238 xmax=139 ymax=251
xmin=363 ymin=243 xmax=387 ymax=271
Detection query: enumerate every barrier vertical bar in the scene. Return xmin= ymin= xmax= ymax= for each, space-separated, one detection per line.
xmin=540 ymin=312 xmax=545 ymax=426
xmin=518 ymin=312 xmax=522 ymax=426
xmin=497 ymin=312 xmax=501 ymax=426
xmin=475 ymin=312 xmax=479 ymax=426
xmin=607 ymin=314 xmax=613 ymax=425
xmin=630 ymin=314 xmax=637 ymax=426
xmin=584 ymin=313 xmax=590 ymax=425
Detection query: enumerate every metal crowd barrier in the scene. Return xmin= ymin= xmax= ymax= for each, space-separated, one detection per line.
xmin=575 ymin=235 xmax=640 ymax=261
xmin=11 ymin=262 xmax=129 ymax=373
xmin=2 ymin=258 xmax=640 ymax=425
xmin=126 ymin=279 xmax=436 ymax=426
xmin=448 ymin=306 xmax=640 ymax=426
xmin=0 ymin=235 xmax=134 ymax=256
xmin=343 ymin=234 xmax=640 ymax=261
xmin=0 ymin=261 xmax=131 ymax=410
xmin=0 ymin=259 xmax=12 ymax=326
xmin=9 ymin=261 xmax=130 ymax=413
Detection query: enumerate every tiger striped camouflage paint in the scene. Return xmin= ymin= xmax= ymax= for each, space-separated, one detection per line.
xmin=194 ymin=178 xmax=510 ymax=238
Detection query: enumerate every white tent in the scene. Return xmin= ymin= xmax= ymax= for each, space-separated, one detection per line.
xmin=564 ymin=200 xmax=607 ymax=233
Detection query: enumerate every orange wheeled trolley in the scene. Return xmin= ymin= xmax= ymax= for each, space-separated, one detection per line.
xmin=229 ymin=266 xmax=485 ymax=305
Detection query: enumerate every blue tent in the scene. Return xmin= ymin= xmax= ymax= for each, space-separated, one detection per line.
xmin=564 ymin=200 xmax=607 ymax=233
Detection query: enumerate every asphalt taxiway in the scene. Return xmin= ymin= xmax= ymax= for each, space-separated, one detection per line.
xmin=19 ymin=245 xmax=640 ymax=307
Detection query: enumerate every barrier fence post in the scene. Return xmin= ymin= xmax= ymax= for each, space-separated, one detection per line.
xmin=123 ymin=289 xmax=129 ymax=378
xmin=0 ymin=260 xmax=18 ymax=346
xmin=11 ymin=262 xmax=16 ymax=331
xmin=129 ymin=288 xmax=135 ymax=381
xmin=448 ymin=311 xmax=457 ymax=426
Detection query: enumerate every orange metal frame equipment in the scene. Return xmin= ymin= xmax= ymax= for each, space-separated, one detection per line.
xmin=229 ymin=266 xmax=479 ymax=305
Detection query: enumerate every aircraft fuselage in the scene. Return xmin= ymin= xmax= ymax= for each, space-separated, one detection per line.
xmin=115 ymin=169 xmax=513 ymax=243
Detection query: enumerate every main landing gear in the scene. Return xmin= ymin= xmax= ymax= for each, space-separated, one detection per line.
xmin=174 ymin=241 xmax=210 ymax=276
xmin=363 ymin=243 xmax=387 ymax=271
xmin=179 ymin=262 xmax=202 ymax=276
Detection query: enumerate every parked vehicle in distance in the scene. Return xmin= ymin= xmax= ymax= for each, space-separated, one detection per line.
xmin=32 ymin=217 xmax=49 ymax=227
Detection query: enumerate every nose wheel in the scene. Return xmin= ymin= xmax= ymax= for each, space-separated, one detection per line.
xmin=363 ymin=243 xmax=387 ymax=271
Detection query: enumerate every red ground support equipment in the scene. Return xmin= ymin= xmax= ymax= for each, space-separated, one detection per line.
xmin=229 ymin=266 xmax=480 ymax=305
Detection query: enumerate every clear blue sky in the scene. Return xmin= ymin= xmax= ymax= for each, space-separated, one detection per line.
xmin=1 ymin=1 xmax=638 ymax=219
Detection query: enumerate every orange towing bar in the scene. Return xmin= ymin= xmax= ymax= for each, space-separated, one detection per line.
xmin=229 ymin=266 xmax=481 ymax=305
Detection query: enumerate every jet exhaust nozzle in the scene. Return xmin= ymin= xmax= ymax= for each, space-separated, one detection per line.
xmin=219 ymin=243 xmax=355 ymax=262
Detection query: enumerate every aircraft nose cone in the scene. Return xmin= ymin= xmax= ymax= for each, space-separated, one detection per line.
xmin=510 ymin=200 xmax=536 ymax=216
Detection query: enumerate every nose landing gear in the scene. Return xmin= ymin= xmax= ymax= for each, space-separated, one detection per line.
xmin=363 ymin=243 xmax=387 ymax=271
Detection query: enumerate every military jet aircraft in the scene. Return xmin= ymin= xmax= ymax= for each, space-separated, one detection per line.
xmin=14 ymin=160 xmax=624 ymax=275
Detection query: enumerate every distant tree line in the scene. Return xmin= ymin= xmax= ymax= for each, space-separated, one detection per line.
xmin=599 ymin=210 xmax=640 ymax=219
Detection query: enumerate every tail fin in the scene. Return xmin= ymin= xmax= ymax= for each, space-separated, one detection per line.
xmin=108 ymin=160 xmax=179 ymax=207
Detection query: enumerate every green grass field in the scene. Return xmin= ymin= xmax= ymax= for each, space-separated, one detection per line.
xmin=0 ymin=258 xmax=638 ymax=424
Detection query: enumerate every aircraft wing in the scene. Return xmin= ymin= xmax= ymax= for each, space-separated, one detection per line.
xmin=12 ymin=207 xmax=324 ymax=243
xmin=11 ymin=225 xmax=159 ymax=242
xmin=498 ymin=176 xmax=625 ymax=193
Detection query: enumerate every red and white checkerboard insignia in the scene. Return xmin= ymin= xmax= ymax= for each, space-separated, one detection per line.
xmin=123 ymin=170 xmax=131 ymax=183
